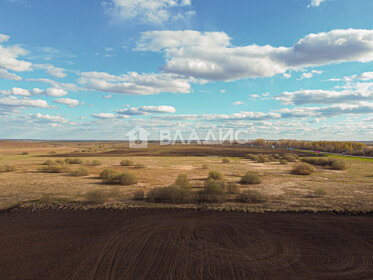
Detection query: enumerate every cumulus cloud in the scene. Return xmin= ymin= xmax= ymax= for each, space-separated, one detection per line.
xmin=136 ymin=29 xmax=373 ymax=81
xmin=308 ymin=0 xmax=327 ymax=7
xmin=116 ymin=105 xmax=176 ymax=115
xmin=45 ymin=88 xmax=68 ymax=97
xmin=78 ymin=71 xmax=191 ymax=95
xmin=0 ymin=69 xmax=22 ymax=80
xmin=103 ymin=0 xmax=195 ymax=25
xmin=54 ymin=98 xmax=80 ymax=108
xmin=91 ymin=113 xmax=117 ymax=119
xmin=34 ymin=64 xmax=67 ymax=78
xmin=0 ymin=87 xmax=31 ymax=96
xmin=232 ymin=101 xmax=243 ymax=105
xmin=0 ymin=34 xmax=32 ymax=72
xmin=0 ymin=96 xmax=50 ymax=108
xmin=34 ymin=113 xmax=71 ymax=124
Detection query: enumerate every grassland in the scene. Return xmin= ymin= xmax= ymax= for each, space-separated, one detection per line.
xmin=0 ymin=141 xmax=372 ymax=212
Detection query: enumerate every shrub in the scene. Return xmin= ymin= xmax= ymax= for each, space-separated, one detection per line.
xmin=272 ymin=154 xmax=281 ymax=159
xmin=198 ymin=179 xmax=226 ymax=203
xmin=48 ymin=151 xmax=57 ymax=154
xmin=291 ymin=163 xmax=315 ymax=175
xmin=238 ymin=190 xmax=268 ymax=203
xmin=133 ymin=190 xmax=145 ymax=200
xmin=87 ymin=160 xmax=102 ymax=166
xmin=331 ymin=160 xmax=347 ymax=170
xmin=222 ymin=158 xmax=230 ymax=163
xmin=65 ymin=158 xmax=83 ymax=164
xmin=208 ymin=170 xmax=223 ymax=180
xmin=0 ymin=165 xmax=16 ymax=172
xmin=282 ymin=154 xmax=297 ymax=162
xmin=86 ymin=190 xmax=106 ymax=204
xmin=120 ymin=159 xmax=134 ymax=166
xmin=314 ymin=188 xmax=327 ymax=196
xmin=40 ymin=164 xmax=71 ymax=173
xmin=202 ymin=164 xmax=209 ymax=169
xmin=246 ymin=154 xmax=259 ymax=161
xmin=174 ymin=174 xmax=190 ymax=188
xmin=117 ymin=172 xmax=138 ymax=186
xmin=43 ymin=160 xmax=55 ymax=165
xmin=239 ymin=171 xmax=261 ymax=184
xmin=21 ymin=151 xmax=29 ymax=155
xmin=147 ymin=186 xmax=192 ymax=203
xmin=225 ymin=182 xmax=240 ymax=194
xmin=257 ymin=156 xmax=270 ymax=163
xmin=134 ymin=163 xmax=146 ymax=169
xmin=55 ymin=159 xmax=65 ymax=164
xmin=280 ymin=159 xmax=288 ymax=165
xmin=100 ymin=169 xmax=120 ymax=184
xmin=71 ymin=167 xmax=90 ymax=177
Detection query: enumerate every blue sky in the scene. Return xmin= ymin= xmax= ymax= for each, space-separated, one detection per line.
xmin=1 ymin=0 xmax=373 ymax=140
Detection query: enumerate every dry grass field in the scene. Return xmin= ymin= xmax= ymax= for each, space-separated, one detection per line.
xmin=0 ymin=141 xmax=372 ymax=212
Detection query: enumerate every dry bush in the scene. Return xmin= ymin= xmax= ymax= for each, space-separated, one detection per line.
xmin=282 ymin=154 xmax=297 ymax=162
xmin=202 ymin=164 xmax=209 ymax=169
xmin=239 ymin=171 xmax=261 ymax=184
xmin=43 ymin=160 xmax=55 ymax=165
xmin=133 ymin=190 xmax=145 ymax=200
xmin=208 ymin=170 xmax=223 ymax=180
xmin=55 ymin=159 xmax=65 ymax=164
xmin=222 ymin=158 xmax=230 ymax=163
xmin=314 ymin=188 xmax=327 ymax=196
xmin=291 ymin=162 xmax=315 ymax=175
xmin=174 ymin=174 xmax=190 ymax=188
xmin=238 ymin=190 xmax=268 ymax=203
xmin=117 ymin=172 xmax=138 ymax=185
xmin=198 ymin=179 xmax=226 ymax=203
xmin=134 ymin=163 xmax=146 ymax=169
xmin=147 ymin=186 xmax=192 ymax=203
xmin=272 ymin=154 xmax=281 ymax=159
xmin=86 ymin=160 xmax=102 ymax=166
xmin=225 ymin=182 xmax=240 ymax=194
xmin=100 ymin=169 xmax=120 ymax=184
xmin=257 ymin=156 xmax=270 ymax=163
xmin=85 ymin=190 xmax=107 ymax=204
xmin=280 ymin=159 xmax=288 ymax=165
xmin=331 ymin=160 xmax=347 ymax=170
xmin=48 ymin=151 xmax=57 ymax=154
xmin=21 ymin=151 xmax=29 ymax=155
xmin=245 ymin=154 xmax=259 ymax=161
xmin=71 ymin=167 xmax=90 ymax=177
xmin=0 ymin=165 xmax=16 ymax=172
xmin=39 ymin=164 xmax=71 ymax=173
xmin=120 ymin=159 xmax=134 ymax=166
xmin=65 ymin=158 xmax=83 ymax=164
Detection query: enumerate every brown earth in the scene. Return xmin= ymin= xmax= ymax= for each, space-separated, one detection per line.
xmin=0 ymin=209 xmax=372 ymax=280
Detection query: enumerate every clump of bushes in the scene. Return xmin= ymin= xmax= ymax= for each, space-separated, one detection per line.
xmin=40 ymin=164 xmax=71 ymax=173
xmin=257 ymin=155 xmax=270 ymax=163
xmin=314 ymin=188 xmax=327 ymax=196
xmin=331 ymin=160 xmax=347 ymax=170
xmin=272 ymin=154 xmax=281 ymax=159
xmin=280 ymin=159 xmax=288 ymax=165
xmin=245 ymin=154 xmax=259 ymax=161
xmin=43 ymin=160 xmax=55 ymax=165
xmin=120 ymin=159 xmax=134 ymax=166
xmin=198 ymin=179 xmax=226 ymax=203
xmin=21 ymin=151 xmax=29 ymax=155
xmin=134 ymin=163 xmax=146 ymax=169
xmin=239 ymin=171 xmax=261 ymax=184
xmin=71 ymin=167 xmax=90 ymax=177
xmin=147 ymin=185 xmax=193 ymax=203
xmin=291 ymin=163 xmax=315 ymax=175
xmin=202 ymin=164 xmax=209 ymax=169
xmin=225 ymin=182 xmax=240 ymax=194
xmin=282 ymin=154 xmax=297 ymax=162
xmin=133 ymin=190 xmax=145 ymax=200
xmin=174 ymin=174 xmax=190 ymax=188
xmin=65 ymin=158 xmax=83 ymax=164
xmin=0 ymin=165 xmax=16 ymax=172
xmin=238 ymin=190 xmax=268 ymax=203
xmin=85 ymin=190 xmax=107 ymax=204
xmin=222 ymin=158 xmax=230 ymax=163
xmin=86 ymin=160 xmax=102 ymax=166
xmin=208 ymin=170 xmax=223 ymax=180
xmin=301 ymin=157 xmax=347 ymax=170
xmin=100 ymin=169 xmax=138 ymax=185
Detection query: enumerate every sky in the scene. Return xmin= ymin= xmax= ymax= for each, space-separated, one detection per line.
xmin=0 ymin=0 xmax=373 ymax=140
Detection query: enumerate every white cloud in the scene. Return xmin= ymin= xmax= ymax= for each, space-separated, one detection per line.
xmin=0 ymin=96 xmax=50 ymax=108
xmin=308 ymin=0 xmax=327 ymax=7
xmin=232 ymin=101 xmax=243 ymax=105
xmin=116 ymin=105 xmax=176 ymax=115
xmin=54 ymin=98 xmax=80 ymax=108
xmin=91 ymin=113 xmax=117 ymax=119
xmin=104 ymin=94 xmax=112 ymax=99
xmin=78 ymin=71 xmax=191 ymax=95
xmin=0 ymin=87 xmax=31 ymax=96
xmin=27 ymin=78 xmax=82 ymax=91
xmin=45 ymin=88 xmax=68 ymax=97
xmin=137 ymin=29 xmax=373 ymax=81
xmin=103 ymin=0 xmax=195 ymax=25
xmin=34 ymin=64 xmax=66 ymax=78
xmin=34 ymin=113 xmax=70 ymax=124
xmin=0 ymin=69 xmax=22 ymax=80
xmin=0 ymin=34 xmax=32 ymax=72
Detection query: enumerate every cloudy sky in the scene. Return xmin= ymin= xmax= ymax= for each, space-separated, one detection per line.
xmin=1 ymin=0 xmax=373 ymax=140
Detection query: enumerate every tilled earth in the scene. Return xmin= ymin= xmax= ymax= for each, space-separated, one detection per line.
xmin=0 ymin=209 xmax=372 ymax=280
